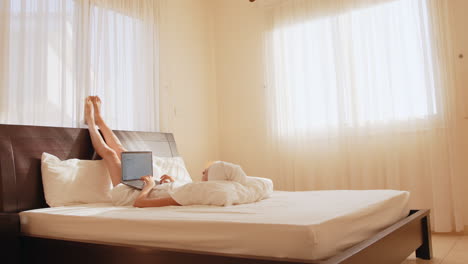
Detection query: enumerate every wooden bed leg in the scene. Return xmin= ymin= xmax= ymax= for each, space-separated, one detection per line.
xmin=416 ymin=215 xmax=432 ymax=260
xmin=0 ymin=213 xmax=20 ymax=264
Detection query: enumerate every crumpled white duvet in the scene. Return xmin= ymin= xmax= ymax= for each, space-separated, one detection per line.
xmin=169 ymin=176 xmax=274 ymax=206
xmin=113 ymin=161 xmax=273 ymax=207
xmin=112 ymin=177 xmax=273 ymax=207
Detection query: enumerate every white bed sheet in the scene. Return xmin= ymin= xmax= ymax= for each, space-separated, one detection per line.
xmin=19 ymin=190 xmax=410 ymax=261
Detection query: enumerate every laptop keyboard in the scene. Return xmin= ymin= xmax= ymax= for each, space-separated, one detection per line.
xmin=125 ymin=180 xmax=145 ymax=188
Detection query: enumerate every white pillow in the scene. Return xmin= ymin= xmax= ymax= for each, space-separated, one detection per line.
xmin=41 ymin=152 xmax=112 ymax=207
xmin=152 ymin=156 xmax=192 ymax=184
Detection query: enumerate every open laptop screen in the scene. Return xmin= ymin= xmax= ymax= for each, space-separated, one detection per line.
xmin=121 ymin=152 xmax=153 ymax=181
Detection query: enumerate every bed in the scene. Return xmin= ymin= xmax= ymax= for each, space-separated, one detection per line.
xmin=0 ymin=124 xmax=432 ymax=264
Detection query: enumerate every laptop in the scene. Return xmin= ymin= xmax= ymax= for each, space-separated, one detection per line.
xmin=121 ymin=151 xmax=159 ymax=189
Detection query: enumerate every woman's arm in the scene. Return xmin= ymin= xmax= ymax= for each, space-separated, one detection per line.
xmin=134 ymin=196 xmax=180 ymax=208
xmin=133 ymin=175 xmax=181 ymax=208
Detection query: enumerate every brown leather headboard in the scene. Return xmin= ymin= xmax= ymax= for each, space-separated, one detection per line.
xmin=0 ymin=124 xmax=179 ymax=213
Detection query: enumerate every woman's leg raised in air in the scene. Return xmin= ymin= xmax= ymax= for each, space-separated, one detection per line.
xmin=91 ymin=96 xmax=127 ymax=160
xmin=85 ymin=97 xmax=122 ymax=187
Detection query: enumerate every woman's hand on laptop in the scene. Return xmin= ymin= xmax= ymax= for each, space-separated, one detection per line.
xmin=160 ymin=174 xmax=175 ymax=184
xmin=141 ymin=175 xmax=156 ymax=190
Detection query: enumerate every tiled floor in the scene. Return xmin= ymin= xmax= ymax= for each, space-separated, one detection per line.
xmin=402 ymin=234 xmax=468 ymax=264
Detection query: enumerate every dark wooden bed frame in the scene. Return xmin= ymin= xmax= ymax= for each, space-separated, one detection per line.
xmin=0 ymin=124 xmax=432 ymax=264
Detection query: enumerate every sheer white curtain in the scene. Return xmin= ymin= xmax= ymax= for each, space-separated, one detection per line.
xmin=264 ymin=0 xmax=465 ymax=232
xmin=0 ymin=0 xmax=159 ymax=131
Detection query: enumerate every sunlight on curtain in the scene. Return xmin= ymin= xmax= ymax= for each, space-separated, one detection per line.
xmin=268 ymin=0 xmax=439 ymax=136
xmin=4 ymin=0 xmax=75 ymax=126
xmin=0 ymin=0 xmax=159 ymax=131
xmin=264 ymin=0 xmax=465 ymax=232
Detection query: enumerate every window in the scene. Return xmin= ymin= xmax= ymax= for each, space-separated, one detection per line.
xmin=2 ymin=0 xmax=159 ymax=131
xmin=8 ymin=0 xmax=75 ymax=124
xmin=267 ymin=0 xmax=437 ymax=136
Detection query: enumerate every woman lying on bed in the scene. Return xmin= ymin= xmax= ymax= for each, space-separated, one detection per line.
xmin=85 ymin=96 xmax=186 ymax=208
xmin=85 ymin=96 xmax=271 ymax=208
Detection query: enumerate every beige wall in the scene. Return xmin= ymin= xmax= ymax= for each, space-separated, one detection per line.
xmin=212 ymin=1 xmax=272 ymax=180
xmin=212 ymin=0 xmax=468 ymax=224
xmin=450 ymin=0 xmax=468 ymax=227
xmin=159 ymin=0 xmax=219 ymax=180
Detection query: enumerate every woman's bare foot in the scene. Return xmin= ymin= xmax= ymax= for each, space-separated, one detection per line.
xmin=84 ymin=97 xmax=95 ymax=126
xmin=92 ymin=96 xmax=104 ymax=126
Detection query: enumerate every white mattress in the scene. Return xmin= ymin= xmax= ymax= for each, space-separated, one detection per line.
xmin=19 ymin=190 xmax=409 ymax=261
